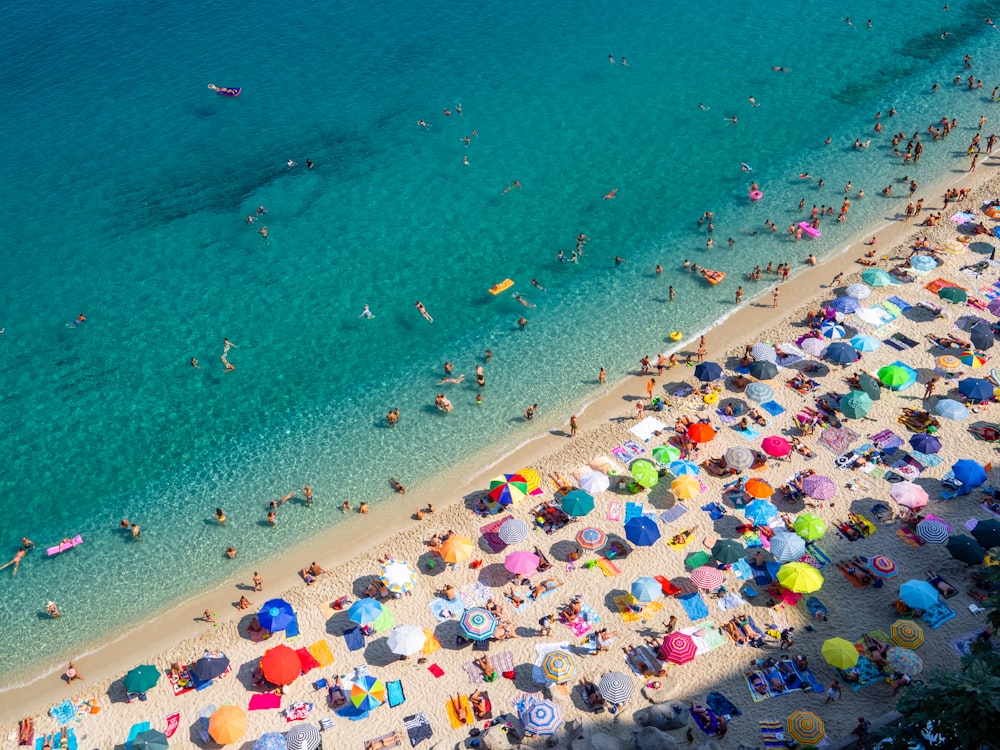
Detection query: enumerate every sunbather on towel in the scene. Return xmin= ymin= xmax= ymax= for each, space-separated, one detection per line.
xmin=720 ymin=620 xmax=747 ymax=644
xmin=623 ymin=645 xmax=658 ymax=677
xmin=580 ymin=679 xmax=606 ymax=710
xmin=862 ymin=634 xmax=889 ymax=666
xmin=790 ymin=437 xmax=814 ymax=458
xmin=328 ymin=676 xmax=348 ymax=709
xmin=927 ymin=569 xmax=958 ymax=597
xmin=745 ymin=670 xmax=768 ymax=696
xmin=470 ymin=689 xmax=490 ymax=719
xmin=449 ymin=694 xmax=469 ymax=724
xmin=366 ymin=732 xmax=401 ymax=750
xmin=970 ymin=425 xmax=1000 ymax=442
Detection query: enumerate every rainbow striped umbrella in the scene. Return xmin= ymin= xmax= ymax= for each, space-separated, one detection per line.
xmin=786 ymin=710 xmax=825 ymax=746
xmin=576 ymin=526 xmax=606 ymax=550
xmin=867 ymin=554 xmax=897 ymax=578
xmin=459 ymin=607 xmax=497 ymax=641
xmin=540 ymin=650 xmax=575 ymax=683
xmin=890 ymin=619 xmax=924 ymax=649
xmin=350 ymin=674 xmax=387 ymax=711
xmin=516 ymin=468 xmax=541 ymax=493
xmin=960 ymin=350 xmax=989 ymax=368
xmin=488 ymin=474 xmax=529 ymax=505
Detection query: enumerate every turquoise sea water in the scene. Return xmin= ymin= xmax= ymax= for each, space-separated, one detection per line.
xmin=1 ymin=0 xmax=999 ymax=679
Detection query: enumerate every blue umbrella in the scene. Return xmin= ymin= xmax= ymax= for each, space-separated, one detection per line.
xmin=769 ymin=531 xmax=806 ymax=563
xmin=347 ymin=598 xmax=383 ymax=625
xmin=909 ymin=433 xmax=941 ymax=454
xmin=826 ymin=341 xmax=858 ymax=364
xmin=831 ymin=296 xmax=861 ymax=314
xmin=254 ymin=732 xmax=288 ymax=750
xmin=745 ymin=382 xmax=774 ymax=403
xmin=911 ymin=254 xmax=937 ymax=271
xmin=959 ymin=377 xmax=995 ymax=402
xmin=850 ymin=335 xmax=880 ymax=353
xmin=694 ymin=361 xmax=723 ymax=382
xmin=900 ymin=580 xmax=938 ymax=610
xmin=631 ymin=577 xmax=662 ymax=603
xmin=257 ymin=598 xmax=296 ymax=632
xmin=953 ymin=459 xmax=987 ymax=492
xmin=668 ymin=460 xmax=700 ymax=476
xmin=191 ymin=653 xmax=231 ymax=681
xmin=744 ymin=499 xmax=778 ymax=526
xmin=748 ymin=360 xmax=779 ymax=380
xmin=934 ymin=399 xmax=969 ymax=421
xmin=821 ymin=321 xmax=846 ymax=339
xmin=969 ymin=321 xmax=994 ymax=351
xmin=624 ymin=516 xmax=661 ymax=546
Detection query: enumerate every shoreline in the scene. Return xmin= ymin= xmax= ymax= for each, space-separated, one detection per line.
xmin=2 ymin=142 xmax=997 ymax=725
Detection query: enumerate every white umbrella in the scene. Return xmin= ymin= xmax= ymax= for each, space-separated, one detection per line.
xmin=498 ymin=518 xmax=529 ymax=544
xmin=846 ymin=283 xmax=872 ymax=299
xmin=751 ymin=343 xmax=778 ymax=363
xmin=387 ymin=624 xmax=427 ymax=656
xmin=800 ymin=338 xmax=827 ymax=356
xmin=579 ymin=471 xmax=610 ymax=494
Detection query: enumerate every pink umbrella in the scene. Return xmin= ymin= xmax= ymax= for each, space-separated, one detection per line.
xmin=890 ymin=481 xmax=929 ymax=509
xmin=504 ymin=551 xmax=540 ymax=576
xmin=659 ymin=632 xmax=697 ymax=665
xmin=801 ymin=475 xmax=837 ymax=500
xmin=761 ymin=436 xmax=791 ymax=458
xmin=690 ymin=566 xmax=725 ymax=590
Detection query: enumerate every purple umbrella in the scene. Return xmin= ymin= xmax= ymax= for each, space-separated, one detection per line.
xmin=801 ymin=475 xmax=836 ymax=501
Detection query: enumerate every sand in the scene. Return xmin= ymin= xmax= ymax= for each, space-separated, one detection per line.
xmin=4 ymin=159 xmax=1000 ymax=750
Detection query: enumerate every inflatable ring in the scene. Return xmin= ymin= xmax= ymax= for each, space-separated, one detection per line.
xmin=957 ymin=235 xmax=972 ymax=243
xmin=703 ymin=392 xmax=719 ymax=405
xmin=749 ymin=190 xmax=763 ymax=201
xmin=669 ymin=331 xmax=683 ymax=341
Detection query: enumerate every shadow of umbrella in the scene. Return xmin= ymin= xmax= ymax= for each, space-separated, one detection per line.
xmin=969 ymin=241 xmax=995 ymax=255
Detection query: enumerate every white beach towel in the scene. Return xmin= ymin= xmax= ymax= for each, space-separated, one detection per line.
xmin=630 ymin=417 xmax=668 ymax=442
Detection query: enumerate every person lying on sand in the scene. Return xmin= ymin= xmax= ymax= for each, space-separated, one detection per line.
xmin=745 ymin=671 xmax=768 ymax=695
xmin=449 ymin=694 xmax=468 ymax=723
xmin=470 ymin=689 xmax=490 ymax=719
xmin=579 ymin=679 xmax=605 ymax=710
xmin=473 ymin=655 xmax=495 ymax=680
xmin=928 ymin=569 xmax=958 ymax=597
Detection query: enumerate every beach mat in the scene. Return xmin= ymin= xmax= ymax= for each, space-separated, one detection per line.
xmin=705 ymin=691 xmax=741 ymax=718
xmin=479 ymin=518 xmax=508 ymax=553
xmin=605 ymin=501 xmax=623 ymax=522
xmin=678 ymin=592 xmax=710 ymax=621
xmin=296 ymin=647 xmax=320 ymax=673
xmin=685 ymin=550 xmax=711 ymax=569
xmin=307 ymin=639 xmax=334 ymax=667
xmin=760 ymin=720 xmax=786 ymax=749
xmin=659 ymin=503 xmax=689 ymax=524
xmin=655 ymin=575 xmax=682 ymax=595
xmin=748 ymin=562 xmax=772 ymax=586
xmin=427 ymin=664 xmax=444 ymax=677
xmin=386 ymin=680 xmax=406 ymax=708
xmin=596 ymin=558 xmax=620 ymax=576
xmin=403 ymin=713 xmax=433 ymax=747
xmin=921 ymin=600 xmax=957 ymax=629
xmin=343 ymin=627 xmax=366 ymax=652
xmin=760 ymin=401 xmax=786 ymax=416
xmin=249 ymin=693 xmax=282 ymax=711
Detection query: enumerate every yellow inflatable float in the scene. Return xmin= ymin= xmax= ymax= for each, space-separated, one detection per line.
xmin=669 ymin=331 xmax=683 ymax=341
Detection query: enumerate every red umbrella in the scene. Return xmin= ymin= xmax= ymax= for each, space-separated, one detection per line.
xmin=761 ymin=436 xmax=791 ymax=457
xmin=659 ymin=632 xmax=698 ymax=664
xmin=687 ymin=423 xmax=716 ymax=443
xmin=260 ymin=644 xmax=301 ymax=686
xmin=690 ymin=566 xmax=725 ymax=590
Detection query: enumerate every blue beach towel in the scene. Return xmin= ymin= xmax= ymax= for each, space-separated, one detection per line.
xmin=760 ymin=401 xmax=786 ymax=417
xmin=49 ymin=701 xmax=76 ymax=727
xmin=736 ymin=425 xmax=762 ymax=440
xmin=804 ymin=544 xmax=831 ymax=568
xmin=921 ymin=600 xmax=957 ymax=629
xmin=37 ymin=730 xmax=77 ymax=750
xmin=701 ymin=502 xmax=726 ymax=520
xmin=748 ymin=562 xmax=772 ymax=586
xmin=624 ymin=502 xmax=645 ymax=523
xmin=731 ymin=559 xmax=753 ymax=581
xmin=659 ymin=503 xmax=688 ymax=524
xmin=706 ymin=691 xmax=742 ymax=718
xmin=887 ymin=295 xmax=912 ymax=310
xmin=428 ymin=597 xmax=465 ymax=621
xmin=386 ymin=680 xmax=406 ymax=707
xmin=798 ymin=665 xmax=825 ymax=694
xmin=343 ymin=626 xmax=366 ymax=652
xmin=765 ymin=561 xmax=782 ymax=581
xmin=805 ymin=596 xmax=828 ymax=619
xmin=678 ymin=592 xmax=710 ymax=621
xmin=285 ymin=613 xmax=301 ymax=640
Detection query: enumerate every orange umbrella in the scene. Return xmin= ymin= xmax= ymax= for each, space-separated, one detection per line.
xmin=745 ymin=478 xmax=774 ymax=499
xmin=440 ymin=535 xmax=474 ymax=563
xmin=260 ymin=644 xmax=301 ymax=685
xmin=687 ymin=423 xmax=716 ymax=443
xmin=208 ymin=705 xmax=248 ymax=744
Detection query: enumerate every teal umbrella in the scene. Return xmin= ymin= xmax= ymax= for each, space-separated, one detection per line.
xmin=939 ymin=287 xmax=968 ymax=304
xmin=132 ymin=729 xmax=170 ymax=750
xmin=561 ymin=490 xmax=595 ymax=516
xmin=123 ymin=664 xmax=160 ymax=694
xmin=862 ymin=268 xmax=892 ymax=286
xmin=839 ymin=390 xmax=872 ymax=419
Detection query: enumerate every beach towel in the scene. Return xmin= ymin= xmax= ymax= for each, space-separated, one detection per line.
xmin=760 ymin=720 xmax=786 ymax=748
xmin=760 ymin=400 xmax=786 ymax=417
xmin=36 ymin=730 xmax=77 ymax=750
xmin=705 ymin=692 xmax=741 ymax=719
xmin=897 ymin=527 xmax=926 ymax=548
xmin=701 ymin=502 xmax=726 ymax=520
xmin=745 ymin=672 xmax=775 ymax=702
xmin=659 ymin=503 xmax=688 ymax=524
xmin=886 ymin=295 xmax=912 ymax=311
xmin=490 ymin=650 xmax=515 ymax=680
xmin=921 ymin=600 xmax=957 ymax=629
xmin=561 ymin=610 xmax=594 ymax=636
xmin=871 ymin=429 xmax=905 ymax=452
xmin=479 ymin=518 xmax=508 ymax=553
xmin=164 ymin=712 xmax=179 ymax=739
xmin=883 ymin=337 xmax=907 ymax=351
xmin=283 ymin=702 xmax=313 ymax=723
xmin=736 ymin=425 xmax=762 ymax=440
xmin=427 ymin=664 xmax=444 ymax=677
xmin=748 ymin=561 xmax=773 ymax=586
xmin=686 ymin=620 xmax=726 ymax=652
xmin=249 ymin=693 xmax=282 ymax=711
xmin=717 ymin=592 xmax=748 ymax=611
xmin=285 ymin=613 xmax=301 ymax=640
xmin=839 ymin=655 xmax=883 ymax=690
xmin=49 ymin=701 xmax=76 ymax=727
xmin=801 ymin=544 xmax=831 ymax=569
xmin=911 ymin=451 xmax=944 ymax=469
xmin=856 ymin=304 xmax=897 ymax=328
xmin=343 ymin=627 xmax=366 ymax=652
xmin=716 ymin=410 xmax=738 ymax=425
xmin=385 ymin=680 xmax=406 ymax=708
xmin=805 ymin=596 xmax=828 ymax=620
xmin=403 ymin=713 xmax=433 ymax=747
xmin=819 ymin=426 xmax=861 ymax=454
xmin=625 ymin=644 xmax=664 ymax=677
xmin=614 ymin=595 xmax=663 ymax=622
xmin=951 ymin=211 xmax=977 ymax=223
xmin=630 ymin=417 xmax=668 ymax=442
xmin=624 ymin=439 xmax=646 ymax=456
xmin=685 ymin=550 xmax=711 ymax=569
xmin=669 ymin=383 xmax=694 ymax=397
xmin=446 ymin=695 xmax=474 ymax=728
xmin=950 ymin=630 xmax=987 ymax=657
xmin=678 ymin=592 xmax=710 ymax=621
xmin=668 ymin=532 xmax=695 ymax=550
xmin=294 ymin=648 xmax=320 ymax=675
xmin=605 ymin=501 xmax=623 ymax=522
xmin=428 ymin=596 xmax=465 ymax=621
xmin=18 ymin=718 xmax=33 ymax=747
xmin=596 ymin=558 xmax=620 ymax=576
xmin=307 ymin=640 xmax=334 ymax=668
xmin=624 ymin=501 xmax=645 ymax=522
xmin=611 ymin=445 xmax=633 ymax=464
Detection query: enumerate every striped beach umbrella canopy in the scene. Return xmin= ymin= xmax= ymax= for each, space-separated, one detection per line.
xmin=521 ymin=699 xmax=563 ymax=735
xmin=576 ymin=526 xmax=606 ymax=550
xmin=725 ymin=445 xmax=754 ymax=471
xmin=498 ymin=518 xmax=529 ymax=545
xmin=822 ymin=637 xmax=859 ymax=668
xmin=770 ymin=531 xmax=806 ymax=563
xmin=831 ymin=296 xmax=861 ymax=314
xmin=579 ymin=471 xmax=611 ymax=493
xmin=890 ymin=482 xmax=928 ymax=509
xmin=561 ymin=489 xmax=595 ymax=516
xmin=748 ymin=360 xmax=779 ymax=380
xmin=624 ymin=516 xmax=661 ymax=547
xmin=691 ymin=566 xmax=725 ymax=590
xmin=851 ymin=334 xmax=880 ymax=352
xmin=208 ymin=705 xmax=248 ymax=745
xmin=839 ymin=390 xmax=872 ymax=418
xmin=459 ymin=607 xmax=497 ymax=641
xmin=379 ymin=559 xmax=417 ymax=594
xmin=671 ymin=474 xmax=701 ymax=500
xmin=661 ymin=632 xmax=698 ymax=665
xmin=387 ymin=624 xmax=427 ymax=656
xmin=777 ymin=562 xmax=824 ymax=593
xmin=916 ymin=518 xmax=949 ymax=544
xmin=440 ymin=535 xmax=474 ymax=563
xmin=793 ymin=514 xmax=826 ymax=541
xmin=694 ymin=361 xmax=723 ymax=382
xmin=886 ymin=647 xmax=923 ymax=676
xmin=867 ymin=554 xmax=897 ymax=578
xmin=937 ymin=354 xmax=962 ymax=371
xmin=800 ymin=337 xmax=827 ymax=356
xmin=971 ymin=518 xmax=1000 ymax=549
xmin=260 ymin=644 xmax=301 ymax=686
xmin=761 ymin=436 xmax=791 ymax=457
xmin=651 ymin=444 xmax=681 ymax=464
xmin=598 ymin=671 xmax=635 ymax=703
xmin=285 ymin=724 xmax=321 ymax=750
xmin=257 ymin=598 xmax=296 ymax=633
xmin=802 ymin=474 xmax=837 ymax=500
xmin=744 ymin=381 xmax=774 ymax=403
xmin=900 ymin=580 xmax=938 ymax=610
xmin=821 ymin=321 xmax=846 ymax=339
xmin=935 ymin=398 xmax=969 ymax=421
xmin=752 ymin=342 xmax=778 ymax=363
xmin=744 ymin=500 xmax=778 ymax=526
xmin=862 ymin=268 xmax=892 ymax=286
xmin=687 ymin=422 xmax=716 ymax=443
xmin=909 ymin=433 xmax=941 ymax=454
xmin=960 ymin=350 xmax=989 ymax=368
xmin=540 ymin=650 xmax=575 ymax=684
xmin=516 ymin=468 xmax=542 ymax=493
xmin=910 ymin=254 xmax=937 ymax=271
xmin=890 ymin=619 xmax=924 ymax=649
xmin=253 ymin=732 xmax=287 ymax=750
xmin=504 ymin=550 xmax=540 ymax=576
xmin=669 ymin=460 xmax=700 ymax=476
xmin=711 ymin=538 xmax=745 ymax=565
xmin=488 ymin=474 xmax=529 ymax=505
xmin=631 ymin=576 xmax=663 ymax=603
xmin=786 ymin=710 xmax=825 ymax=746
xmin=350 ymin=674 xmax=387 ymax=711
xmin=745 ymin=478 xmax=774 ymax=499
xmin=846 ymin=283 xmax=872 ymax=299
xmin=348 ymin=598 xmax=383 ymax=625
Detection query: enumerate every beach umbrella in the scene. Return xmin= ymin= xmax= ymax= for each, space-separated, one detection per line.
xmin=521 ymin=699 xmax=563 ymax=735
xmin=540 ymin=651 xmax=575 ymax=684
xmin=671 ymin=474 xmax=701 ymax=499
xmin=598 ymin=672 xmax=635 ymax=703
xmin=910 ymin=254 xmax=937 ymax=271
xmin=745 ymin=478 xmax=774 ymax=499
xmin=660 ymin=632 xmax=698 ymax=665
xmin=488 ymin=474 xmax=529 ymax=505
xmin=724 ymin=445 xmax=755 ymax=471
xmin=348 ymin=598 xmax=383 ymax=625
xmin=669 ymin=459 xmax=700 ymax=476
xmin=947 ymin=535 xmax=986 ymax=565
xmin=579 ymin=471 xmax=611 ymax=494
xmin=858 ymin=372 xmax=882 ymax=400
xmin=989 ymin=297 xmax=1000 ymax=317
xmin=916 ymin=518 xmax=950 ymax=544
xmin=651 ymin=444 xmax=681 ymax=464
xmin=504 ymin=550 xmax=540 ymax=576
xmin=909 ymin=433 xmax=941 ymax=454
xmin=862 ymin=268 xmax=892 ymax=286
xmin=751 ymin=343 xmax=778 ymax=363
xmin=971 ymin=518 xmax=1000 ymax=549
xmin=744 ymin=500 xmax=778 ymax=526
xmin=770 ymin=531 xmax=806 ymax=563
xmin=939 ymin=287 xmax=968 ymax=304
xmin=878 ymin=365 xmax=909 ymax=388
xmin=561 ymin=490 xmax=595 ymax=516
xmin=694 ymin=361 xmax=723 ymax=382
xmin=387 ymin=624 xmax=426 ymax=656
xmin=826 ymin=341 xmax=859 ymax=364
xmin=937 ymin=354 xmax=962 ymax=371
xmin=285 ymin=725 xmax=321 ymax=750
xmin=831 ymin=296 xmax=861 ymax=314
xmin=498 ymin=518 xmax=529 ymax=545
xmin=690 ymin=566 xmax=725 ymax=590
xmin=122 ymin=664 xmax=160 ymax=695
xmin=851 ymin=334 xmax=880 ymax=353
xmin=802 ymin=474 xmax=837 ymax=501
xmin=935 ymin=398 xmax=969 ymax=421
xmin=631 ymin=576 xmax=663 ymax=602
xmin=846 ymin=283 xmax=872 ymax=299
xmin=131 ymin=730 xmax=169 ymax=750
xmin=257 ymin=598 xmax=296 ymax=633
xmin=960 ymin=350 xmax=989 ymax=368
xmin=712 ymin=538 xmax=746 ymax=565
xmin=761 ymin=436 xmax=791 ymax=458
xmin=516 ymin=467 xmax=541 ymax=494
xmin=839 ymin=390 xmax=873 ymax=419
xmin=440 ymin=535 xmax=474 ymax=563
xmin=630 ymin=458 xmax=660 ymax=487
xmin=624 ymin=516 xmax=661 ymax=547
xmin=380 ymin=559 xmax=417 ymax=594
xmin=821 ymin=321 xmax=846 ymax=339
xmin=890 ymin=620 xmax=925 ymax=649
xmin=190 ymin=653 xmax=231 ymax=682
xmin=954 ymin=458 xmax=988 ymax=489
xmin=868 ymin=555 xmax=898 ymax=578
xmin=744 ymin=381 xmax=774 ymax=403
xmin=786 ymin=710 xmax=826 ymax=746
xmin=208 ymin=705 xmax=247 ymax=745
xmin=900 ymin=580 xmax=939 ymax=610
xmin=793 ymin=514 xmax=826 ymax=541
xmin=970 ymin=321 xmax=994 ymax=350
xmin=350 ymin=674 xmax=387 ymax=712
xmin=777 ymin=562 xmax=824 ymax=593
xmin=253 ymin=732 xmax=287 ymax=750
xmin=800 ymin=337 xmax=828 ymax=356
xmin=890 ymin=482 xmax=929 ymax=509
xmin=960 ymin=377 xmax=995 ymax=402
xmin=748 ymin=360 xmax=779 ymax=380
xmin=576 ymin=526 xmax=606 ymax=550
xmin=261 ymin=645 xmax=301 ymax=686
xmin=822 ymin=637 xmax=859 ymax=668
xmin=887 ymin=647 xmax=923 ymax=676
xmin=459 ymin=607 xmax=497 ymax=641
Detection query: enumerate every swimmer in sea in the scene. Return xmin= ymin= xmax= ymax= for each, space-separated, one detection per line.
xmin=608 ymin=54 xmax=615 ymax=65
xmin=417 ymin=119 xmax=429 ymax=129
xmin=726 ymin=115 xmax=738 ymax=125
xmin=415 ymin=301 xmax=434 ymax=322
xmin=287 ymin=159 xmax=297 ymax=168
xmin=513 ymin=293 xmax=535 ymax=308
xmin=749 ymin=96 xmax=760 ymax=107
xmin=359 ymin=304 xmax=375 ymax=319
xmin=698 ymin=103 xmax=709 ymax=110
xmin=772 ymin=66 xmax=791 ymax=73
xmin=70 ymin=313 xmax=86 ymax=327
xmin=259 ymin=226 xmax=268 ymax=243
xmin=0 ymin=548 xmax=26 ymax=575
xmin=504 ymin=180 xmax=522 ymax=193
xmin=440 ymin=374 xmax=465 ymax=384
xmin=531 ymin=278 xmax=547 ymax=291
xmin=603 ymin=188 xmax=619 ymax=200
xmin=190 ymin=358 xmax=199 ymax=369
xmin=245 ymin=215 xmax=256 ymax=225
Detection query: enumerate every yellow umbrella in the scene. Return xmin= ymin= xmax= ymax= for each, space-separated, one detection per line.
xmin=786 ymin=710 xmax=825 ymax=745
xmin=208 ymin=705 xmax=248 ymax=745
xmin=421 ymin=628 xmax=441 ymax=654
xmin=821 ymin=637 xmax=859 ymax=669
xmin=440 ymin=535 xmax=474 ymax=563
xmin=517 ymin=468 xmax=542 ymax=493
xmin=671 ymin=474 xmax=701 ymax=499
xmin=937 ymin=354 xmax=961 ymax=371
xmin=776 ymin=562 xmax=824 ymax=593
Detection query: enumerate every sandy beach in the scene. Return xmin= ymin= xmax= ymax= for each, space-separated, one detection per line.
xmin=5 ymin=150 xmax=1000 ymax=750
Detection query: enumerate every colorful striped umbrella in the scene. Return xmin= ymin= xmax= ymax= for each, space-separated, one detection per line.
xmin=260 ymin=644 xmax=301 ymax=685
xmin=910 ymin=254 xmax=937 ymax=271
xmin=867 ymin=554 xmax=897 ymax=578
xmin=660 ymin=632 xmax=698 ymax=665
xmin=821 ymin=637 xmax=859 ymax=668
xmin=761 ymin=436 xmax=791 ymax=458
xmin=725 ymin=445 xmax=754 ymax=471
xmin=821 ymin=321 xmax=846 ymax=339
xmin=916 ymin=518 xmax=949 ymax=544
xmin=379 ymin=559 xmax=417 ymax=594
xmin=687 ymin=422 xmax=716 ymax=443
xmin=459 ymin=607 xmax=498 ymax=641
xmin=671 ymin=474 xmax=701 ymax=499
xmin=777 ymin=562 xmax=824 ymax=593
xmin=504 ymin=550 xmax=540 ymax=576
xmin=576 ymin=527 xmax=606 ymax=550
xmin=561 ymin=490 xmax=595 ymax=516
xmin=890 ymin=619 xmax=924 ymax=649
xmin=801 ymin=474 xmax=836 ymax=500
xmin=516 ymin=468 xmax=542 ymax=493
xmin=498 ymin=518 xmax=529 ymax=545
xmin=786 ymin=710 xmax=825 ymax=746
xmin=350 ymin=674 xmax=387 ymax=711
xmin=540 ymin=651 xmax=575 ymax=684
xmin=744 ymin=500 xmax=778 ymax=526
xmin=745 ymin=381 xmax=774 ymax=403
xmin=520 ymin=699 xmax=563 ymax=735
xmin=488 ymin=474 xmax=529 ymax=505
xmin=598 ymin=671 xmax=634 ymax=703
xmin=208 ymin=705 xmax=248 ymax=745
xmin=690 ymin=566 xmax=725 ymax=590
xmin=960 ymin=350 xmax=988 ymax=368
xmin=886 ymin=647 xmax=923 ymax=676
xmin=440 ymin=535 xmax=474 ymax=563
xmin=937 ymin=354 xmax=962 ymax=371
xmin=793 ymin=514 xmax=826 ymax=541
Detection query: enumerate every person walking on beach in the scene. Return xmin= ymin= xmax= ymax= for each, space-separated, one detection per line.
xmin=829 ymin=272 xmax=844 ymax=288
xmin=570 ymin=414 xmax=579 ymax=437
xmin=924 ymin=378 xmax=939 ymax=400
xmin=772 ymin=288 xmax=780 ymax=308
xmin=825 ymin=680 xmax=842 ymax=704
xmin=253 ymin=571 xmax=263 ymax=591
xmin=646 ymin=378 xmax=656 ymax=400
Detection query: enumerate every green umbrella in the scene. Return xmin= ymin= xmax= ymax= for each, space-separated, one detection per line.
xmin=861 ymin=268 xmax=892 ymax=287
xmin=938 ymin=287 xmax=968 ymax=304
xmin=561 ymin=490 xmax=595 ymax=517
xmin=651 ymin=444 xmax=680 ymax=464
xmin=878 ymin=365 xmax=909 ymax=388
xmin=793 ymin=514 xmax=826 ymax=541
xmin=132 ymin=729 xmax=169 ymax=750
xmin=123 ymin=664 xmax=160 ymax=694
xmin=858 ymin=373 xmax=881 ymax=401
xmin=839 ymin=390 xmax=873 ymax=419
xmin=711 ymin=538 xmax=746 ymax=565
xmin=630 ymin=459 xmax=659 ymax=487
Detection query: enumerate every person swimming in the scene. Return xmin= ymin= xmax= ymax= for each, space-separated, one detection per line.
xmin=415 ymin=301 xmax=433 ymax=322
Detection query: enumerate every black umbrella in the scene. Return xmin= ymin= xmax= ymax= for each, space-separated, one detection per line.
xmin=826 ymin=341 xmax=859 ymax=365
xmin=971 ymin=518 xmax=1000 ymax=550
xmin=190 ymin=653 xmax=231 ymax=681
xmin=711 ymin=538 xmax=746 ymax=565
xmin=694 ymin=361 xmax=723 ymax=382
xmin=748 ymin=360 xmax=778 ymax=380
xmin=858 ymin=373 xmax=881 ymax=401
xmin=946 ymin=535 xmax=986 ymax=566
xmin=970 ymin=321 xmax=995 ymax=350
